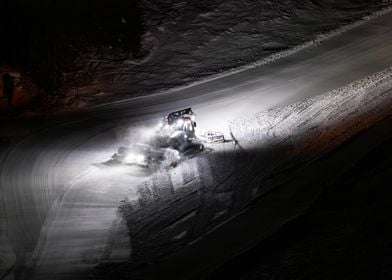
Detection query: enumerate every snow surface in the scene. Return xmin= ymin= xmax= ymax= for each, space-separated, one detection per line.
xmin=120 ymin=66 xmax=392 ymax=268
xmin=230 ymin=66 xmax=392 ymax=152
xmin=58 ymin=1 xmax=392 ymax=107
xmin=1 ymin=7 xmax=392 ymax=279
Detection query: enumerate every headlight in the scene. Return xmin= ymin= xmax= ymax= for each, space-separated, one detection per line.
xmin=124 ymin=153 xmax=145 ymax=164
xmin=135 ymin=154 xmax=145 ymax=164
xmin=124 ymin=153 xmax=136 ymax=164
xmin=177 ymin=119 xmax=184 ymax=126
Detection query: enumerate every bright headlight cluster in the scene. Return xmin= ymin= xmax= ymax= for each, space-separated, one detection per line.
xmin=136 ymin=154 xmax=145 ymax=163
xmin=124 ymin=153 xmax=146 ymax=165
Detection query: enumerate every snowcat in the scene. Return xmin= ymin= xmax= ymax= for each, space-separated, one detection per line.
xmin=111 ymin=108 xmax=204 ymax=168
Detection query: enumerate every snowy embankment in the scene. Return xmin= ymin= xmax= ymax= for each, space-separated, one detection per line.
xmin=119 ymin=67 xmax=392 ymax=267
xmin=170 ymin=6 xmax=392 ymax=91
xmin=62 ymin=1 xmax=392 ymax=107
xmin=229 ymin=66 xmax=392 ymax=153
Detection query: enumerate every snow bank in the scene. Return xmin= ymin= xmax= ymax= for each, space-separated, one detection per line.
xmin=129 ymin=62 xmax=392 ymax=211
xmin=170 ymin=6 xmax=392 ymax=92
xmin=116 ymin=66 xmax=392 ymax=278
xmin=128 ymin=62 xmax=392 ymax=207
xmin=61 ymin=1 xmax=392 ymax=106
xmin=120 ymin=67 xmax=392 ymax=263
xmin=230 ymin=67 xmax=392 ymax=153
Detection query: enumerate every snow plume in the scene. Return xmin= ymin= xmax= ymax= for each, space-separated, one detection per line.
xmin=115 ymin=123 xmax=158 ymax=148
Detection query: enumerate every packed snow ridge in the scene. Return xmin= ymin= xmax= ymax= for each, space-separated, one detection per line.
xmin=171 ymin=6 xmax=392 ymax=91
xmin=229 ymin=66 xmax=392 ymax=153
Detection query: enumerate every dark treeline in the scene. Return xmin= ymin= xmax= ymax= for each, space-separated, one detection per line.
xmin=0 ymin=0 xmax=144 ymax=91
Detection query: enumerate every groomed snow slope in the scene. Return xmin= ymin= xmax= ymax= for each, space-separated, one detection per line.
xmin=230 ymin=67 xmax=392 ymax=152
xmin=57 ymin=1 xmax=392 ymax=107
xmin=119 ymin=66 xmax=392 ymax=271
